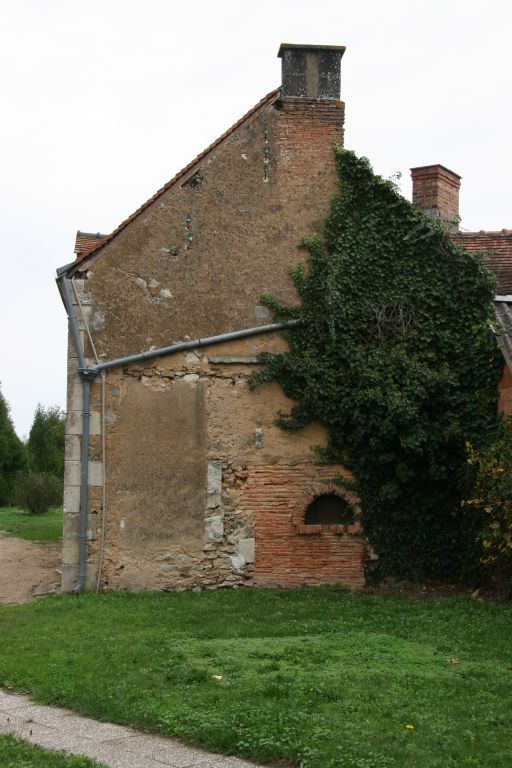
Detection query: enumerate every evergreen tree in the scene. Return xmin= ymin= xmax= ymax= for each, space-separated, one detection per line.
xmin=27 ymin=405 xmax=65 ymax=480
xmin=0 ymin=384 xmax=26 ymax=505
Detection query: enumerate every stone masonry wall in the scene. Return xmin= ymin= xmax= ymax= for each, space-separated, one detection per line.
xmin=72 ymin=334 xmax=366 ymax=592
xmin=63 ymin=90 xmax=354 ymax=592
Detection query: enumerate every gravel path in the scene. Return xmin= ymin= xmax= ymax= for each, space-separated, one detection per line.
xmin=0 ymin=534 xmax=61 ymax=605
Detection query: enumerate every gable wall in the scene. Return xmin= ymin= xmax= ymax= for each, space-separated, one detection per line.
xmin=80 ymin=97 xmax=345 ymax=357
xmin=63 ymin=95 xmax=367 ymax=593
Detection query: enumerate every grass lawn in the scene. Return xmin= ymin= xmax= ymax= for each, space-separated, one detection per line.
xmin=0 ymin=589 xmax=510 ymax=768
xmin=0 ymin=506 xmax=62 ymax=542
xmin=0 ymin=734 xmax=104 ymax=767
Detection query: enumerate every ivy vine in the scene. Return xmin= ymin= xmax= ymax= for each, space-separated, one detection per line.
xmin=250 ymin=148 xmax=503 ymax=580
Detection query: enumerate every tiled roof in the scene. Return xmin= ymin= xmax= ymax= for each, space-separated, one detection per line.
xmin=454 ymin=230 xmax=512 ymax=292
xmin=68 ymin=88 xmax=280 ymax=273
xmin=74 ymin=231 xmax=109 ymax=258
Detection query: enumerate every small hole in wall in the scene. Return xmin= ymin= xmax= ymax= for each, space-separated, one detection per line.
xmin=185 ymin=173 xmax=203 ymax=189
xmin=304 ymin=494 xmax=354 ymax=526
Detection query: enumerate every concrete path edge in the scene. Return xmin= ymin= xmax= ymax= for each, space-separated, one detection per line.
xmin=0 ymin=688 xmax=260 ymax=768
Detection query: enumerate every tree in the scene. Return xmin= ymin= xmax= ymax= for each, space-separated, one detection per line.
xmin=27 ymin=405 xmax=65 ymax=479
xmin=0 ymin=384 xmax=26 ymax=505
xmin=251 ymin=149 xmax=502 ymax=580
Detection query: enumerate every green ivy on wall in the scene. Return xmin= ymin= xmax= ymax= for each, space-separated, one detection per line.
xmin=250 ymin=148 xmax=503 ymax=580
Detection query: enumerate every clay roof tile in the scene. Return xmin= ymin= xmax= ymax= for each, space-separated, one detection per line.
xmin=453 ymin=230 xmax=512 ymax=292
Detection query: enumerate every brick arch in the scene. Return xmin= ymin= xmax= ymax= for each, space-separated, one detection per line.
xmin=293 ymin=481 xmax=362 ymax=535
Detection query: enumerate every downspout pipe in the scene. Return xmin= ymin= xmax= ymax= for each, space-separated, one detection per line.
xmin=57 ymin=272 xmax=98 ymax=593
xmin=77 ymin=377 xmax=91 ymax=592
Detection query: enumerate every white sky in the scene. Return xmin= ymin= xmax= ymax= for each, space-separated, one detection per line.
xmin=1 ymin=0 xmax=511 ymax=438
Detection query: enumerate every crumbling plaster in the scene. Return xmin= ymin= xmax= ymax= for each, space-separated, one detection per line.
xmin=62 ymin=91 xmax=360 ymax=593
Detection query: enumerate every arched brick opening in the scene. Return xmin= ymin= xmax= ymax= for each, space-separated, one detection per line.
xmin=304 ymin=493 xmax=354 ymax=525
xmin=293 ymin=481 xmax=362 ymax=535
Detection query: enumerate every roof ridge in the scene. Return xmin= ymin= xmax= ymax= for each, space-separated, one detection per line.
xmin=71 ymin=87 xmax=280 ymax=270
xmin=457 ymin=230 xmax=512 ymax=236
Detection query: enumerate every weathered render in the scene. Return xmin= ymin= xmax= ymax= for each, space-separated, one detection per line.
xmin=60 ymin=44 xmax=367 ymax=594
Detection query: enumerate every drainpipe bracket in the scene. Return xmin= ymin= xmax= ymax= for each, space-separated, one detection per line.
xmin=78 ymin=368 xmax=99 ymax=382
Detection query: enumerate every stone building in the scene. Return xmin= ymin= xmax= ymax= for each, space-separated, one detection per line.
xmin=57 ymin=43 xmax=512 ymax=594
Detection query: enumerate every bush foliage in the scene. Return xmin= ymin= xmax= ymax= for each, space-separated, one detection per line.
xmin=250 ymin=149 xmax=502 ymax=579
xmin=14 ymin=471 xmax=62 ymax=515
xmin=464 ymin=419 xmax=512 ymax=595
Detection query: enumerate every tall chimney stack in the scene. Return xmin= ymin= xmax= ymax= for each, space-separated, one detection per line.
xmin=410 ymin=164 xmax=461 ymax=231
xmin=278 ymin=43 xmax=345 ymax=100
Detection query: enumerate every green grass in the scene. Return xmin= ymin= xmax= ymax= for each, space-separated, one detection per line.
xmin=0 ymin=734 xmax=105 ymax=767
xmin=0 ymin=589 xmax=511 ymax=768
xmin=0 ymin=507 xmax=62 ymax=542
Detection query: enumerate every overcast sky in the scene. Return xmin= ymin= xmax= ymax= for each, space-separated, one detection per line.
xmin=1 ymin=0 xmax=511 ymax=438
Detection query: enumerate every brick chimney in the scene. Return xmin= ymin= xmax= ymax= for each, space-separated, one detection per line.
xmin=274 ymin=44 xmax=345 ymax=201
xmin=410 ymin=164 xmax=461 ymax=231
xmin=278 ymin=43 xmax=345 ymax=100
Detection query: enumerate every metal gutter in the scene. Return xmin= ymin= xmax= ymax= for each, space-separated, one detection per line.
xmin=90 ymin=320 xmax=300 ymax=374
xmin=59 ymin=274 xmax=86 ymax=371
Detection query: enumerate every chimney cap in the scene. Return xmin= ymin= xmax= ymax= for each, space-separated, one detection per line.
xmin=278 ymin=43 xmax=346 ymax=58
xmin=277 ymin=43 xmax=345 ymax=100
xmin=410 ymin=164 xmax=461 ymax=180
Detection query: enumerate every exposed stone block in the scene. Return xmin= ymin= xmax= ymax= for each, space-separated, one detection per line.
xmin=67 ymin=373 xmax=83 ymax=411
xmin=206 ymin=460 xmax=222 ymax=509
xmin=204 ymin=515 xmax=224 ymax=542
xmin=208 ymin=355 xmax=259 ymax=364
xmin=62 ymin=537 xmax=79 ymax=566
xmin=65 ymin=434 xmax=81 ymax=462
xmin=61 ymin=564 xmax=78 ymax=593
xmin=238 ymin=537 xmax=255 ymax=563
xmin=88 ymin=461 xmax=104 ymax=487
xmin=64 ymin=460 xmax=81 ymax=487
xmin=66 ymin=410 xmax=101 ymax=436
xmin=62 ymin=510 xmax=79 ymax=540
xmin=229 ymin=554 xmax=245 ymax=572
xmin=63 ymin=486 xmax=80 ymax=515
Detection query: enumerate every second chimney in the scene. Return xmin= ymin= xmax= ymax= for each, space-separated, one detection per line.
xmin=410 ymin=164 xmax=461 ymax=231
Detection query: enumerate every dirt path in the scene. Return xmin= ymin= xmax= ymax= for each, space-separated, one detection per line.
xmin=0 ymin=534 xmax=61 ymax=605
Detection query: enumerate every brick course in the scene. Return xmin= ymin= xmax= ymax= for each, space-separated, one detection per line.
xmin=241 ymin=464 xmax=366 ymax=588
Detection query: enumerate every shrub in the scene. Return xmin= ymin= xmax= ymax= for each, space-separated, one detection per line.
xmin=14 ymin=472 xmax=62 ymax=515
xmin=464 ymin=420 xmax=512 ymax=597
